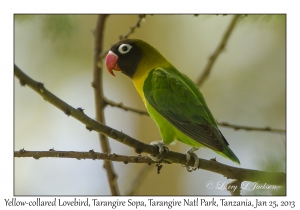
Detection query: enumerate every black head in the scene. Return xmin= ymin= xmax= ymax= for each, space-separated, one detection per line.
xmin=107 ymin=39 xmax=143 ymax=78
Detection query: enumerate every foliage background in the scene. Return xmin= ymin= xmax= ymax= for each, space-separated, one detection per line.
xmin=14 ymin=15 xmax=285 ymax=195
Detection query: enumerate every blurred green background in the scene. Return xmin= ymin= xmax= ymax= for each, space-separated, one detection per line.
xmin=14 ymin=14 xmax=285 ymax=195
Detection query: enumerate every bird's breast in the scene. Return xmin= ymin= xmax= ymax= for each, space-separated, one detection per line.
xmin=132 ymin=70 xmax=150 ymax=104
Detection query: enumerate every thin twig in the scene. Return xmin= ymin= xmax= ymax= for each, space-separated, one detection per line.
xmin=196 ymin=15 xmax=241 ymax=86
xmin=100 ymin=14 xmax=146 ymax=59
xmin=105 ymin=98 xmax=285 ymax=134
xmin=93 ymin=14 xmax=119 ymax=195
xmin=119 ymin=14 xmax=146 ymax=40
xmin=14 ymin=65 xmax=286 ymax=187
xmin=218 ymin=121 xmax=285 ymax=134
xmin=105 ymin=98 xmax=148 ymax=115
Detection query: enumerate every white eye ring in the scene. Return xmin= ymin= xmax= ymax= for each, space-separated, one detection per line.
xmin=118 ymin=44 xmax=132 ymax=54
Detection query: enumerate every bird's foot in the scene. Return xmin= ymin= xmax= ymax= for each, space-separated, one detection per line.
xmin=148 ymin=141 xmax=168 ymax=162
xmin=182 ymin=147 xmax=199 ymax=172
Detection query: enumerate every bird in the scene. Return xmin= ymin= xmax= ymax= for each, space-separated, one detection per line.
xmin=105 ymin=39 xmax=240 ymax=170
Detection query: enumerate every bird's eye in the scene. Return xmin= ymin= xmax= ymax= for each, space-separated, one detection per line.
xmin=118 ymin=44 xmax=132 ymax=54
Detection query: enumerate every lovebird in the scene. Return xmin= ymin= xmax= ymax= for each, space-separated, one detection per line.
xmin=105 ymin=39 xmax=240 ymax=170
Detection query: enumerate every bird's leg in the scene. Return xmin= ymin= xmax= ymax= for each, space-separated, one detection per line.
xmin=182 ymin=147 xmax=199 ymax=172
xmin=148 ymin=141 xmax=168 ymax=162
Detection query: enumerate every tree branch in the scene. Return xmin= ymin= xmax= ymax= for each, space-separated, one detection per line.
xmin=14 ymin=65 xmax=286 ymax=187
xmin=14 ymin=149 xmax=154 ymax=164
xmin=196 ymin=14 xmax=241 ymax=86
xmin=105 ymin=98 xmax=148 ymax=116
xmin=14 ymin=149 xmax=286 ymax=187
xmin=93 ymin=14 xmax=119 ymax=195
xmin=218 ymin=121 xmax=285 ymax=134
xmin=119 ymin=14 xmax=146 ymax=40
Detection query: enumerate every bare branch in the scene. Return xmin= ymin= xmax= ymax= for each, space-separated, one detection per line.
xmin=105 ymin=98 xmax=148 ymax=116
xmin=14 ymin=148 xmax=286 ymax=187
xmin=100 ymin=14 xmax=146 ymax=59
xmin=218 ymin=121 xmax=285 ymax=134
xmin=93 ymin=15 xmax=119 ymax=195
xmin=119 ymin=14 xmax=146 ymax=40
xmin=14 ymin=149 xmax=154 ymax=164
xmin=196 ymin=15 xmax=241 ymax=86
xmin=14 ymin=66 xmax=286 ymax=187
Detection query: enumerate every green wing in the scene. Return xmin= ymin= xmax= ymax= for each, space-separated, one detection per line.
xmin=143 ymin=67 xmax=228 ymax=152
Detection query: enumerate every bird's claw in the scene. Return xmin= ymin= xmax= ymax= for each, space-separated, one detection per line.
xmin=148 ymin=141 xmax=168 ymax=162
xmin=182 ymin=147 xmax=199 ymax=172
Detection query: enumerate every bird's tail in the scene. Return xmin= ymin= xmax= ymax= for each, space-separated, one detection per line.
xmin=214 ymin=128 xmax=240 ymax=164
xmin=217 ymin=146 xmax=240 ymax=165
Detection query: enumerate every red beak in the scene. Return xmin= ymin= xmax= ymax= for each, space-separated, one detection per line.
xmin=105 ymin=51 xmax=121 ymax=76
